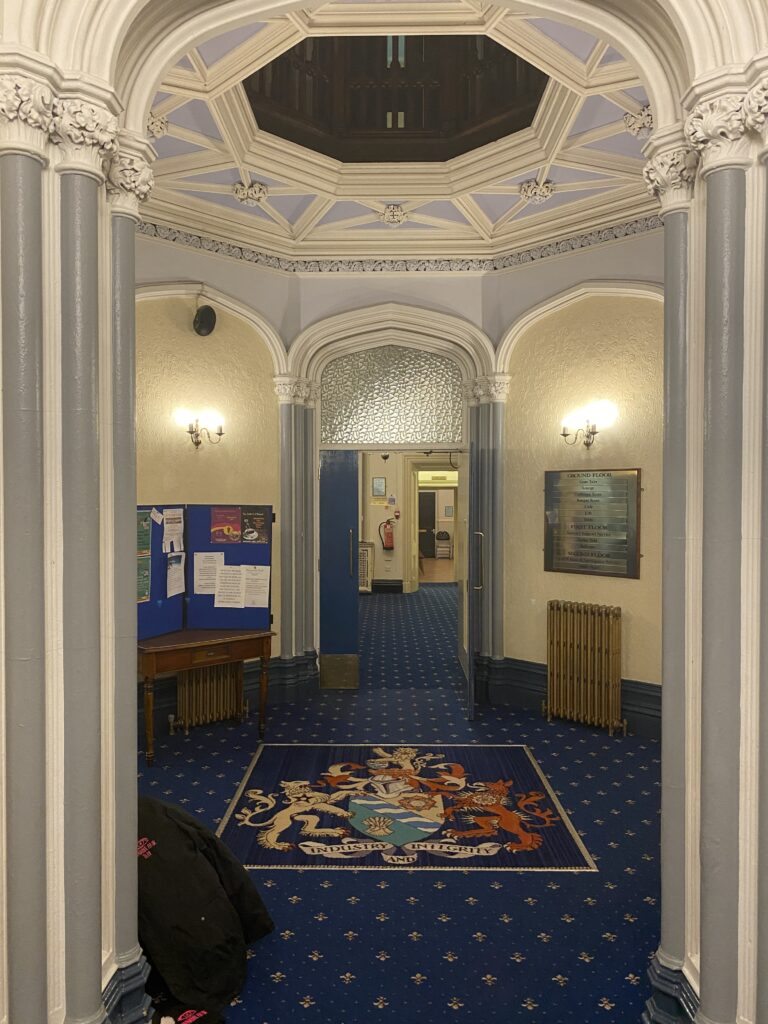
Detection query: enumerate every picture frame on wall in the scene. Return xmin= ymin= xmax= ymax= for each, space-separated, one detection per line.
xmin=372 ymin=477 xmax=386 ymax=497
xmin=444 ymin=505 xmax=454 ymax=518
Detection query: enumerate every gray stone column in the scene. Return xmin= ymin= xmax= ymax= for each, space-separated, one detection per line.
xmin=489 ymin=382 xmax=508 ymax=660
xmin=293 ymin=401 xmax=306 ymax=657
xmin=105 ymin=143 xmax=154 ymax=1018
xmin=689 ymin=124 xmax=748 ymax=1022
xmin=274 ymin=379 xmax=297 ymax=660
xmin=478 ymin=399 xmax=492 ymax=658
xmin=304 ymin=396 xmax=317 ymax=653
xmin=0 ymin=143 xmax=48 ymax=1024
xmin=643 ymin=144 xmax=698 ymax=996
xmin=59 ymin=164 xmax=106 ymax=1024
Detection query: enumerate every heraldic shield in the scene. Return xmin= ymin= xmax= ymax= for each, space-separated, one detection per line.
xmin=220 ymin=743 xmax=596 ymax=871
xmin=348 ymin=777 xmax=444 ymax=846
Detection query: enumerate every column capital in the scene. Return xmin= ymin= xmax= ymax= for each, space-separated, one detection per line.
xmin=684 ymin=93 xmax=752 ymax=175
xmin=744 ymin=76 xmax=768 ymax=161
xmin=274 ymin=375 xmax=312 ymax=405
xmin=106 ymin=135 xmax=154 ymax=219
xmin=643 ymin=146 xmax=700 ymax=213
xmin=50 ymin=96 xmax=118 ymax=180
xmin=462 ymin=375 xmax=510 ymax=405
xmin=0 ymin=73 xmax=54 ymax=162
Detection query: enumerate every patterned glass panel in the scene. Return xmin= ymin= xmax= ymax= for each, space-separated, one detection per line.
xmin=321 ymin=345 xmax=463 ymax=445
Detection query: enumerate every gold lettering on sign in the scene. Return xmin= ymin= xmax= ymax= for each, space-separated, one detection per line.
xmin=543 ymin=469 xmax=640 ymax=579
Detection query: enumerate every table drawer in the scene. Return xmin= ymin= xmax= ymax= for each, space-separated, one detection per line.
xmin=145 ymin=637 xmax=269 ymax=676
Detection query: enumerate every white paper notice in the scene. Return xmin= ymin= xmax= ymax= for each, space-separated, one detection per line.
xmin=150 ymin=507 xmax=163 ymax=526
xmin=244 ymin=565 xmax=270 ymax=608
xmin=162 ymin=507 xmax=184 ymax=552
xmin=166 ymin=551 xmax=186 ymax=598
xmin=214 ymin=565 xmax=245 ymax=609
xmin=194 ymin=551 xmax=224 ymax=595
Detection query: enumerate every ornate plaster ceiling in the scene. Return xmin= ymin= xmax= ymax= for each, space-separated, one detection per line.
xmin=145 ymin=0 xmax=655 ymax=260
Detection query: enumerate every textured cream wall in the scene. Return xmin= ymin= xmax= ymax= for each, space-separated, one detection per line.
xmin=503 ymin=294 xmax=663 ymax=685
xmin=136 ymin=295 xmax=281 ymax=653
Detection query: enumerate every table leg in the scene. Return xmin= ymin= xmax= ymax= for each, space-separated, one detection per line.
xmin=143 ymin=677 xmax=155 ymax=766
xmin=259 ymin=639 xmax=271 ymax=739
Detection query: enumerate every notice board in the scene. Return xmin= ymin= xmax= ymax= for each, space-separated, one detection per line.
xmin=544 ymin=469 xmax=640 ymax=579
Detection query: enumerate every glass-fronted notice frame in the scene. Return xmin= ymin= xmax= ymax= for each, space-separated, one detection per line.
xmin=544 ymin=468 xmax=641 ymax=579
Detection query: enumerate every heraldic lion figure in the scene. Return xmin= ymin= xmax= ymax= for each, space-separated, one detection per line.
xmin=442 ymin=779 xmax=558 ymax=852
xmin=236 ymin=780 xmax=352 ymax=851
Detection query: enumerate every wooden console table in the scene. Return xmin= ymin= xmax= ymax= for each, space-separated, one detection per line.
xmin=138 ymin=628 xmax=274 ymax=766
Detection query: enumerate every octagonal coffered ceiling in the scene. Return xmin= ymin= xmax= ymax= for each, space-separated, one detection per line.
xmin=145 ymin=0 xmax=656 ymax=260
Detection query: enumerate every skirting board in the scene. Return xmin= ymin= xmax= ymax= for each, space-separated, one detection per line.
xmin=137 ymin=652 xmax=319 ymax=723
xmin=642 ymin=955 xmax=700 ymax=1023
xmin=103 ymin=955 xmax=152 ymax=1024
xmin=476 ymin=656 xmax=661 ymax=739
xmin=371 ymin=579 xmax=404 ymax=593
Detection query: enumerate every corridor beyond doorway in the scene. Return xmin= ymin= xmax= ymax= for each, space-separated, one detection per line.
xmin=359 ymin=584 xmax=460 ymax=690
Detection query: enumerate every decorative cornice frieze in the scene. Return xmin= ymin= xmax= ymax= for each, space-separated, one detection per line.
xmin=106 ymin=153 xmax=154 ymax=217
xmin=50 ymin=97 xmax=119 ymax=178
xmin=146 ymin=111 xmax=168 ymax=139
xmin=684 ymin=93 xmax=751 ymax=172
xmin=138 ymin=214 xmax=663 ymax=275
xmin=624 ymin=105 xmax=653 ymax=140
xmin=233 ymin=180 xmax=268 ymax=205
xmin=643 ymin=147 xmax=699 ymax=211
xmin=380 ymin=203 xmax=407 ymax=225
xmin=519 ymin=179 xmax=554 ymax=205
xmin=0 ymin=73 xmax=54 ymax=158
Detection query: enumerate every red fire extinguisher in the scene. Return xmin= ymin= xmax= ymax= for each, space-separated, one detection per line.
xmin=379 ymin=518 xmax=395 ymax=550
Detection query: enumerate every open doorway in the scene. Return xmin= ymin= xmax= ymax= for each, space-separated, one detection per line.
xmin=319 ymin=449 xmax=472 ymax=706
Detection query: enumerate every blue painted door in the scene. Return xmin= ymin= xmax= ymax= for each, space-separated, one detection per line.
xmin=466 ymin=439 xmax=480 ymax=719
xmin=319 ymin=450 xmax=359 ymax=656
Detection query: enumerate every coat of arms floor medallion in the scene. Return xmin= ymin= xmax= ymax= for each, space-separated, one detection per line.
xmin=218 ymin=744 xmax=595 ymax=872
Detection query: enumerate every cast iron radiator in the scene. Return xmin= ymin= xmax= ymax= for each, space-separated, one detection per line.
xmin=544 ymin=600 xmax=626 ymax=736
xmin=174 ymin=664 xmax=246 ymax=734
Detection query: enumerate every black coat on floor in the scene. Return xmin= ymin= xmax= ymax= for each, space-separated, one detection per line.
xmin=138 ymin=796 xmax=274 ymax=1012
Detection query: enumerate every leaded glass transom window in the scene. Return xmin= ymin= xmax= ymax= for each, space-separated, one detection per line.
xmin=320 ymin=345 xmax=463 ymax=445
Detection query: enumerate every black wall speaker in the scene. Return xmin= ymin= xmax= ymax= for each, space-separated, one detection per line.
xmin=193 ymin=304 xmax=217 ymax=336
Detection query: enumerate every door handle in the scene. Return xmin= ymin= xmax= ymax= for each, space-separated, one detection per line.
xmin=349 ymin=529 xmax=354 ymax=578
xmin=473 ymin=531 xmax=485 ymax=591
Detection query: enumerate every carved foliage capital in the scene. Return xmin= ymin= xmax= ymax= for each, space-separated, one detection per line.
xmin=50 ymin=97 xmax=118 ymax=155
xmin=643 ymin=147 xmax=699 ymax=205
xmin=744 ymin=79 xmax=768 ymax=135
xmin=274 ymin=376 xmax=313 ymax=404
xmin=0 ymin=74 xmax=54 ymax=131
xmin=462 ymin=376 xmax=510 ymax=403
xmin=106 ymin=153 xmax=154 ymax=213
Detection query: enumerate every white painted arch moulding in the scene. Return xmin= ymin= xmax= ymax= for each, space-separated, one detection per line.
xmin=135 ymin=281 xmax=288 ymax=375
xmin=288 ymin=302 xmax=497 ymax=384
xmin=76 ymin=0 xmax=759 ymax=133
xmin=494 ymin=279 xmax=665 ymax=374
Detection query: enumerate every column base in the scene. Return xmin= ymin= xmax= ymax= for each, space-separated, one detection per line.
xmin=102 ymin=954 xmax=152 ymax=1024
xmin=642 ymin=954 xmax=699 ymax=1023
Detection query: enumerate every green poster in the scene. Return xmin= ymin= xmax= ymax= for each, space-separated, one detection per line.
xmin=137 ymin=510 xmax=151 ymax=555
xmin=137 ymin=555 xmax=151 ymax=603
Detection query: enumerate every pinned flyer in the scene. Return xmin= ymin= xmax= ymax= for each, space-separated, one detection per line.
xmin=166 ymin=551 xmax=186 ymax=598
xmin=194 ymin=551 xmax=224 ymax=595
xmin=150 ymin=507 xmax=163 ymax=526
xmin=214 ymin=564 xmax=246 ymax=609
xmin=244 ymin=565 xmax=270 ymax=608
xmin=162 ymin=507 xmax=184 ymax=553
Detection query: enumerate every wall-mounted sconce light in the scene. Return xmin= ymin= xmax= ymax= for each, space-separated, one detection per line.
xmin=560 ymin=400 xmax=617 ymax=448
xmin=174 ymin=408 xmax=225 ymax=450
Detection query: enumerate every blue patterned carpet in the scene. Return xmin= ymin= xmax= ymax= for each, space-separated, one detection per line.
xmin=138 ymin=584 xmax=660 ymax=1023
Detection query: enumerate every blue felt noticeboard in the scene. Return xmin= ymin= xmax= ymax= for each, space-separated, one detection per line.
xmin=137 ymin=503 xmax=273 ymax=640
xmin=137 ymin=505 xmax=184 ymax=641
xmin=185 ymin=504 xmax=272 ymax=631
